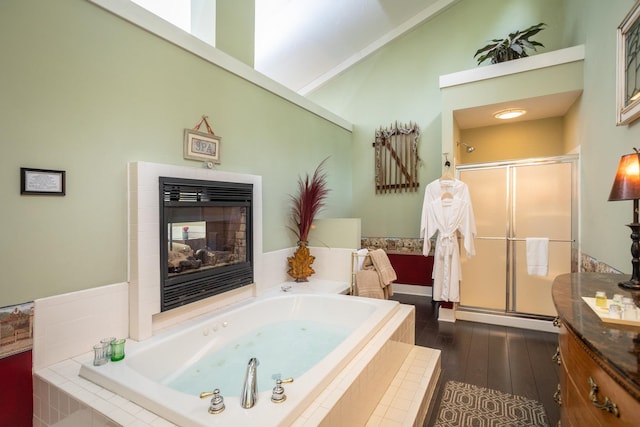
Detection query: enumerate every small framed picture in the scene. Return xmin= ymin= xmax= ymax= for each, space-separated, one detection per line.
xmin=20 ymin=168 xmax=65 ymax=195
xmin=617 ymin=1 xmax=640 ymax=125
xmin=183 ymin=129 xmax=221 ymax=164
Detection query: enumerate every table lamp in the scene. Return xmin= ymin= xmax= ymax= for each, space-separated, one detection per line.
xmin=609 ymin=148 xmax=640 ymax=308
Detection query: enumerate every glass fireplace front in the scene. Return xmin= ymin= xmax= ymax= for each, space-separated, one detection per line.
xmin=160 ymin=177 xmax=253 ymax=311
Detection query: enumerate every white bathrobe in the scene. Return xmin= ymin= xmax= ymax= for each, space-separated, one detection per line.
xmin=420 ymin=179 xmax=476 ymax=302
xmin=422 ymin=178 xmax=471 ymax=209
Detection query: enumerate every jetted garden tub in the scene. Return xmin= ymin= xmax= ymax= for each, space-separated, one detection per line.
xmin=79 ymin=293 xmax=400 ymax=427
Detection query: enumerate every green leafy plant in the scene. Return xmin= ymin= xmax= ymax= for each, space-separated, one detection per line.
xmin=288 ymin=157 xmax=330 ymax=243
xmin=474 ymin=23 xmax=546 ymax=65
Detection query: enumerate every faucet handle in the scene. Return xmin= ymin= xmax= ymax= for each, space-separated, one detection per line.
xmin=271 ymin=378 xmax=294 ymax=403
xmin=200 ymin=389 xmax=225 ymax=414
xmin=200 ymin=389 xmax=216 ymax=399
xmin=209 ymin=389 xmax=225 ymax=414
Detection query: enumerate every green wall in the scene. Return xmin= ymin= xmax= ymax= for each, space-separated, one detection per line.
xmin=310 ymin=0 xmax=640 ymax=275
xmin=216 ymin=0 xmax=255 ymax=67
xmin=565 ymin=0 xmax=640 ymax=273
xmin=0 ymin=0 xmax=352 ymax=305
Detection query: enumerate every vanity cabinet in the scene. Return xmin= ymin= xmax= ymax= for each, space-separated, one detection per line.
xmin=552 ymin=273 xmax=640 ymax=427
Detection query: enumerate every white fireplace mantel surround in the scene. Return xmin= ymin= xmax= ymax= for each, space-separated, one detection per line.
xmin=128 ymin=161 xmax=265 ymax=340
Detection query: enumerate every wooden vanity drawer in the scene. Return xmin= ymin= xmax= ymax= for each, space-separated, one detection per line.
xmin=561 ymin=326 xmax=638 ymax=427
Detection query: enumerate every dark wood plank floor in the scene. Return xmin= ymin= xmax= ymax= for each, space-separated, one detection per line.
xmin=389 ymin=293 xmax=560 ymax=427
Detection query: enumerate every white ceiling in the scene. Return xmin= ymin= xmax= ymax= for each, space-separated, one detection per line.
xmin=254 ymin=0 xmax=454 ymax=94
xmin=453 ymin=91 xmax=583 ymax=129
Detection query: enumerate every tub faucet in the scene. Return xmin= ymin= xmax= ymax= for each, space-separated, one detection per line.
xmin=241 ymin=357 xmax=259 ymax=409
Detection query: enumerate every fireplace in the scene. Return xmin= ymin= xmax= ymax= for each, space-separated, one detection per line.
xmin=159 ymin=177 xmax=253 ymax=311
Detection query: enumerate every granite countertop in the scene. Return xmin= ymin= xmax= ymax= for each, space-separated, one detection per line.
xmin=552 ymin=272 xmax=640 ymax=399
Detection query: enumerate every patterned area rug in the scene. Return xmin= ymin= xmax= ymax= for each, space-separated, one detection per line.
xmin=434 ymin=381 xmax=549 ymax=427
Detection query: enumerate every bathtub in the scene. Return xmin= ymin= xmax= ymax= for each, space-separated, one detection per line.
xmin=79 ymin=293 xmax=400 ymax=427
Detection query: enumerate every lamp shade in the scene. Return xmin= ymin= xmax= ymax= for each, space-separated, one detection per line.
xmin=609 ymin=152 xmax=640 ymax=201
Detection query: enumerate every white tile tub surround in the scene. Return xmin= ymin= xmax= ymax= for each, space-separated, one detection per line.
xmin=34 ymin=302 xmax=441 ymax=427
xmin=31 ymin=251 xmax=350 ymax=373
xmin=294 ymin=304 xmax=418 ymax=427
xmin=33 ymin=282 xmax=129 ymax=371
xmin=30 ymin=278 xmax=348 ymax=427
xmin=260 ymin=246 xmax=356 ymax=291
xmin=78 ymin=293 xmax=399 ymax=427
xmin=365 ymin=346 xmax=440 ymax=427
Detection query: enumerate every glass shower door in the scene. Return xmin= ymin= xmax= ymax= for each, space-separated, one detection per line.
xmin=511 ymin=162 xmax=573 ymax=316
xmin=459 ymin=167 xmax=508 ymax=311
xmin=458 ymin=157 xmax=575 ymax=317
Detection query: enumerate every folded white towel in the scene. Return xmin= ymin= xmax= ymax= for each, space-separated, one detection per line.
xmin=526 ymin=237 xmax=549 ymax=276
xmin=355 ymin=248 xmax=368 ymax=271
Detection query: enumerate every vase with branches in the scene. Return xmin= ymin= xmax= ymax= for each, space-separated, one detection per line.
xmin=287 ymin=157 xmax=330 ymax=282
xmin=474 ymin=23 xmax=546 ymax=65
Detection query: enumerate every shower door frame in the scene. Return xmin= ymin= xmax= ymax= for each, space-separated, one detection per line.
xmin=456 ymin=154 xmax=579 ymax=320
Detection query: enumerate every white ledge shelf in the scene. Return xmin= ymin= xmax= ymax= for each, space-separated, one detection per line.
xmin=439 ymin=45 xmax=585 ymax=88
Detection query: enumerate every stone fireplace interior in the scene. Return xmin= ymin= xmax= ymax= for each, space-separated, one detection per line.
xmin=160 ymin=177 xmax=254 ymax=311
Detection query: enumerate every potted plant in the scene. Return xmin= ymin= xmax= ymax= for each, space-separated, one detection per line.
xmin=287 ymin=157 xmax=330 ymax=282
xmin=474 ymin=23 xmax=546 ymax=65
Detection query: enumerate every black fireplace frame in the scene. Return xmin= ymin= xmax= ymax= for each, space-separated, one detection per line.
xmin=159 ymin=177 xmax=253 ymax=311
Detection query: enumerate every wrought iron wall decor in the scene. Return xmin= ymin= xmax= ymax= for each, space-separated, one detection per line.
xmin=373 ymin=122 xmax=421 ymax=193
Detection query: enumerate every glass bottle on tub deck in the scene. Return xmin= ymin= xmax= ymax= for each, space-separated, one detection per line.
xmin=110 ymin=339 xmax=126 ymax=361
xmin=595 ymin=291 xmax=607 ymax=308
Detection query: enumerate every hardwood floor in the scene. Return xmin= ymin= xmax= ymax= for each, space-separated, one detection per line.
xmin=389 ymin=293 xmax=560 ymax=427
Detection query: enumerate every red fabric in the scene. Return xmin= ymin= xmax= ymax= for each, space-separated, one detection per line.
xmin=386 ymin=254 xmax=433 ymax=286
xmin=0 ymin=350 xmax=33 ymax=427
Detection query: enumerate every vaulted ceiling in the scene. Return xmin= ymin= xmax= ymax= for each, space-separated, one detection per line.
xmin=253 ymin=0 xmax=581 ymax=130
xmin=254 ymin=0 xmax=457 ymax=94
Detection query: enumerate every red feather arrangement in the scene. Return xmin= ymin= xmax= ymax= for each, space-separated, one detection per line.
xmin=288 ymin=157 xmax=330 ymax=242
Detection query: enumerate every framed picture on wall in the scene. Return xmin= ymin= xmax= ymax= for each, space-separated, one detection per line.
xmin=183 ymin=129 xmax=221 ymax=164
xmin=617 ymin=1 xmax=640 ymax=125
xmin=20 ymin=167 xmax=65 ymax=195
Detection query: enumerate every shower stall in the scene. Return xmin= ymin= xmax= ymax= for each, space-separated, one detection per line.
xmin=456 ymin=155 xmax=578 ymax=318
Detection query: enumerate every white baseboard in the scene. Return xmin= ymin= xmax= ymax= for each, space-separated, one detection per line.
xmin=393 ymin=283 xmax=432 ymax=297
xmin=455 ymin=310 xmax=559 ymax=333
xmin=391 ymin=286 xmax=558 ymax=332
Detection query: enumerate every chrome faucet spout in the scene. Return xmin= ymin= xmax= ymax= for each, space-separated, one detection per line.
xmin=241 ymin=357 xmax=259 ymax=409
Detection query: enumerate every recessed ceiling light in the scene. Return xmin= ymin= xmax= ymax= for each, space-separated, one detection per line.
xmin=494 ymin=109 xmax=527 ymax=120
